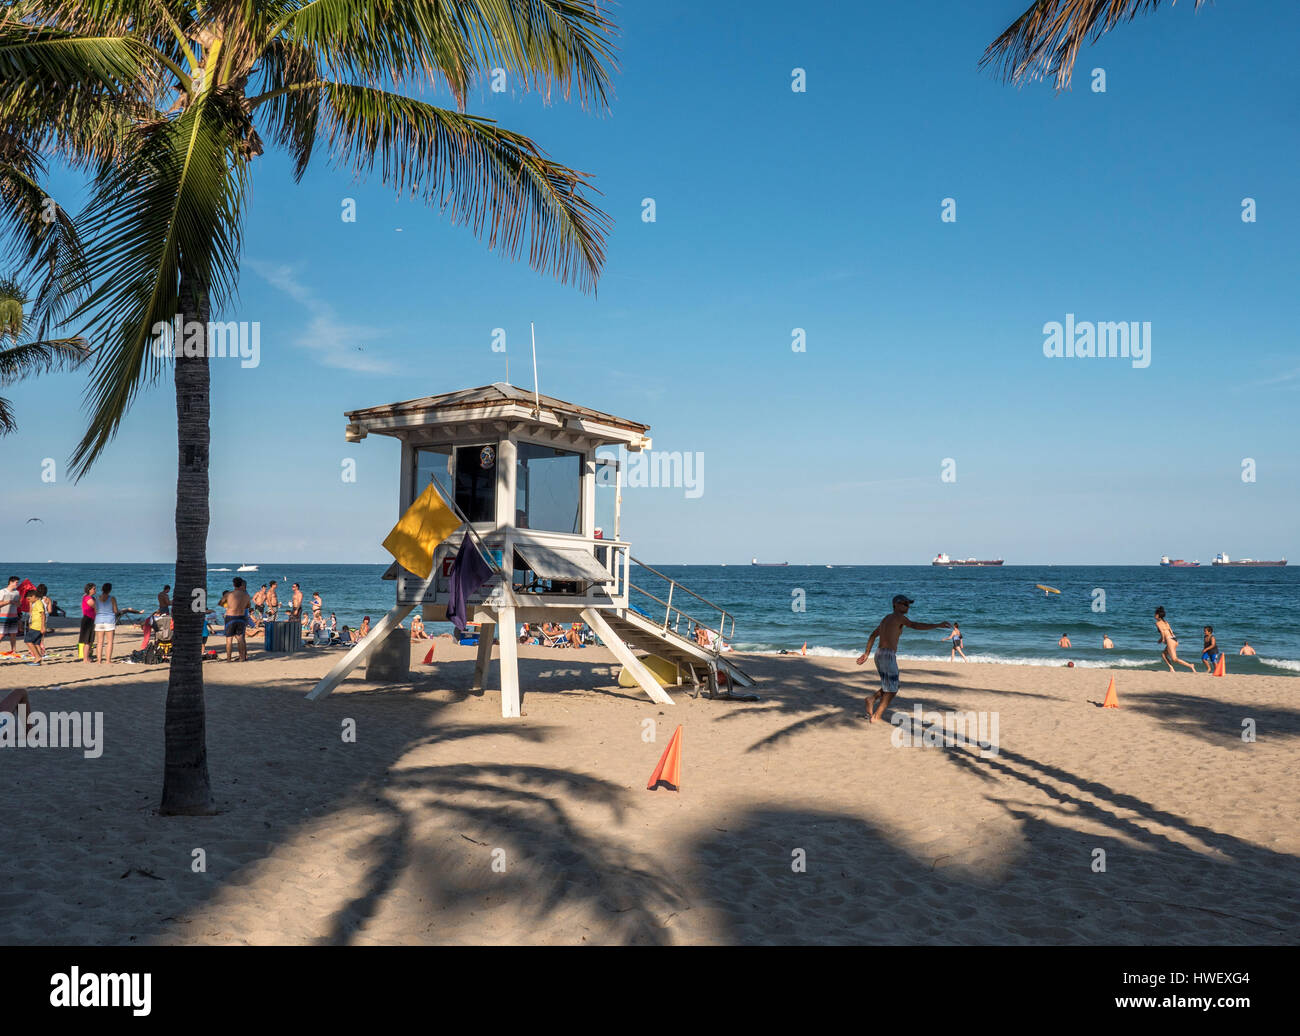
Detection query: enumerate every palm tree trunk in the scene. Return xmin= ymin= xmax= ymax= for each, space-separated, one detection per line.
xmin=160 ymin=273 xmax=214 ymax=815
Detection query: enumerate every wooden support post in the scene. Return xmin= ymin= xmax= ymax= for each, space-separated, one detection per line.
xmin=582 ymin=608 xmax=674 ymax=706
xmin=497 ymin=606 xmax=520 ymax=717
xmin=472 ymin=621 xmax=494 ymax=693
xmin=306 ymin=603 xmax=414 ymax=700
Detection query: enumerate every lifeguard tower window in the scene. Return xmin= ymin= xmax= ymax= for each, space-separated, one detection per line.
xmin=516 ymin=442 xmax=581 ymax=533
xmin=453 ymin=444 xmax=497 ymax=523
xmin=414 ymin=445 xmax=454 ymax=502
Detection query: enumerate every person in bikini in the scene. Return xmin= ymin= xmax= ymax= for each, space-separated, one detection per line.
xmin=857 ymin=594 xmax=952 ymax=724
xmin=1155 ymin=606 xmax=1197 ymax=673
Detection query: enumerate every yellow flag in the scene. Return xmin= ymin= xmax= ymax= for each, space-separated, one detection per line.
xmin=382 ymin=482 xmax=462 ymax=578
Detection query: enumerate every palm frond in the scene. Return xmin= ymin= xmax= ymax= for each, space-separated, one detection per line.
xmin=308 ymin=82 xmax=608 ymax=291
xmin=0 ymin=335 xmax=91 ymax=385
xmin=62 ymin=94 xmax=248 ymax=477
xmin=277 ymin=0 xmax=618 ymax=110
xmin=982 ymin=0 xmax=1206 ymax=89
xmin=0 ymin=135 xmax=89 ymax=334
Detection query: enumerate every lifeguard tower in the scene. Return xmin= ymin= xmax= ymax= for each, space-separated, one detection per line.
xmin=307 ymin=383 xmax=755 ymax=715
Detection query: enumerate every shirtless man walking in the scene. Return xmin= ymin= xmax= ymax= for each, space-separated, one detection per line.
xmin=223 ymin=577 xmax=251 ymax=661
xmin=266 ymin=580 xmax=279 ymax=621
xmin=289 ymin=582 xmax=304 ymax=622
xmin=856 ymin=594 xmax=951 ymax=724
xmin=252 ymin=583 xmax=267 ymax=619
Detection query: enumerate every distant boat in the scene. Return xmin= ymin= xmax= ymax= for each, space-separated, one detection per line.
xmin=751 ymin=557 xmax=789 ymax=566
xmin=933 ymin=553 xmax=1004 ymax=567
xmin=1159 ymin=555 xmax=1200 ymax=568
xmin=237 ymin=563 xmax=258 ymax=572
xmin=1212 ymin=552 xmax=1286 ymax=567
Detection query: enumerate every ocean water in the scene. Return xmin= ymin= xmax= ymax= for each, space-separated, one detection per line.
xmin=5 ymin=562 xmax=1297 ymax=676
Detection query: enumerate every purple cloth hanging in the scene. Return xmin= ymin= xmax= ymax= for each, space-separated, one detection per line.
xmin=446 ymin=533 xmax=493 ymax=631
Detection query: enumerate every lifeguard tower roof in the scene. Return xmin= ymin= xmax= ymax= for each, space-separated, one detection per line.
xmin=345 ymin=382 xmax=650 ymax=448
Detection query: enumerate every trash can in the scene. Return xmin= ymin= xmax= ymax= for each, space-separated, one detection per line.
xmin=265 ymin=620 xmax=302 ymax=654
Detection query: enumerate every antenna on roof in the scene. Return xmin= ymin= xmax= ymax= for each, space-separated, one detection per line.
xmin=530 ymin=322 xmax=540 ymax=416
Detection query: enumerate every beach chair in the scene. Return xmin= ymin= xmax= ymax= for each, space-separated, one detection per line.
xmin=540 ymin=626 xmax=567 ymax=648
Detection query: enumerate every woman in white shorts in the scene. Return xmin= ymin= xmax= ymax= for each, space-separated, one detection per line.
xmin=95 ymin=582 xmax=119 ymax=665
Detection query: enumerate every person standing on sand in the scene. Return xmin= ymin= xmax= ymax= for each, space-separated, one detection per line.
xmin=1240 ymin=640 xmax=1256 ymax=656
xmin=0 ymin=575 xmax=21 ymax=656
xmin=856 ymin=594 xmax=951 ymax=724
xmin=1154 ymin=606 xmax=1197 ymax=673
xmin=1102 ymin=634 xmax=1114 ymax=649
xmin=157 ymin=584 xmax=171 ymax=614
xmin=23 ymin=583 xmax=50 ymax=664
xmin=943 ymin=621 xmax=967 ymax=660
xmin=289 ymin=582 xmax=303 ymax=622
xmin=252 ymin=583 xmax=267 ymax=618
xmin=94 ymin=583 xmax=119 ymax=665
xmin=222 ymin=577 xmax=251 ymax=661
xmin=78 ymin=582 xmax=97 ymax=662
xmin=311 ymin=591 xmax=322 ymax=626
xmin=266 ymin=580 xmax=279 ymax=621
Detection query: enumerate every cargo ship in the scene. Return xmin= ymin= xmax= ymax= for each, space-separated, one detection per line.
xmin=751 ymin=558 xmax=789 ymax=567
xmin=932 ymin=553 xmax=1004 ymax=567
xmin=1159 ymin=555 xmax=1200 ymax=568
xmin=1211 ymin=553 xmax=1287 ymax=567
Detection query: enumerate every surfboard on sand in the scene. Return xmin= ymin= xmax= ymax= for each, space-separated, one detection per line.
xmin=617 ymin=653 xmax=678 ymax=688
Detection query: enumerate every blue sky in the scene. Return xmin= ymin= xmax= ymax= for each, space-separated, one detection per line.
xmin=6 ymin=1 xmax=1299 ymax=565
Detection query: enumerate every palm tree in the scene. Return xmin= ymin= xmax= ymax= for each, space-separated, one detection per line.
xmin=0 ymin=275 xmax=89 ymax=433
xmin=0 ymin=1 xmax=616 ymax=814
xmin=983 ymin=0 xmax=1208 ymax=88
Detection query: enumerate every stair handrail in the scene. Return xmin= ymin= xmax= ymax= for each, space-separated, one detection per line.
xmin=627 ymin=556 xmax=736 ymax=641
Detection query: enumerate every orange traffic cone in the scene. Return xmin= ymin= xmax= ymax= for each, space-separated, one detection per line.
xmin=1102 ymin=676 xmax=1119 ymax=708
xmin=422 ymin=643 xmax=436 ymax=665
xmin=1214 ymin=654 xmax=1226 ymax=677
xmin=801 ymin=642 xmax=807 ymax=656
xmin=647 ymin=725 xmax=683 ymax=791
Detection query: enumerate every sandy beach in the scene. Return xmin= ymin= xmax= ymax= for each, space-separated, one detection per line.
xmin=2 ymin=625 xmax=1297 ymax=946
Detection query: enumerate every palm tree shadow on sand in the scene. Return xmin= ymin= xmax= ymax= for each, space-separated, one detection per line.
xmin=317 ymin=758 xmax=686 ymax=945
xmin=684 ymin=735 xmax=1300 ymax=944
